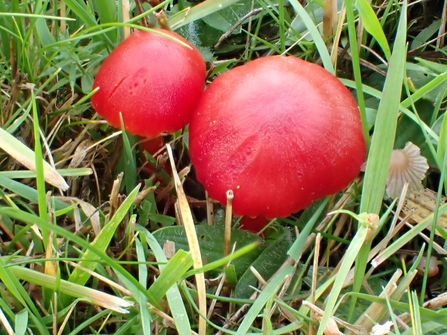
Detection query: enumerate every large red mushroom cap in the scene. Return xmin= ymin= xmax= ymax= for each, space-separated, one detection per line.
xmin=91 ymin=29 xmax=206 ymax=137
xmin=189 ymin=55 xmax=366 ymax=219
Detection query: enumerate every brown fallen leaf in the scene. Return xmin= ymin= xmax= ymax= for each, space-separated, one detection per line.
xmin=401 ymin=188 xmax=447 ymax=234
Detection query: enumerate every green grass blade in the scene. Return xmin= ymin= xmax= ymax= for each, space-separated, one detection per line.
xmin=235 ymin=265 xmax=294 ymax=335
xmin=14 ymin=309 xmax=28 ymax=335
xmin=352 ymin=2 xmax=407 ymax=324
xmin=287 ymin=0 xmax=333 ymax=73
xmin=348 ymin=292 xmax=447 ymax=325
xmin=0 ymin=127 xmax=69 ymax=191
xmin=356 ymin=0 xmax=391 ymax=60
xmin=33 ymin=1 xmax=56 ymax=47
xmin=68 ymin=310 xmax=113 ymax=335
xmin=120 ymin=129 xmax=138 ymax=194
xmin=0 ymin=258 xmax=50 ymax=335
xmin=148 ymin=250 xmax=193 ymax=302
xmin=360 ymin=0 xmax=407 ymax=214
xmin=371 ymin=203 xmax=447 ymax=267
xmin=288 ymin=198 xmax=329 ymax=261
xmin=0 ymin=168 xmax=92 ymax=179
xmin=67 ymin=184 xmax=140 ymax=286
xmin=169 ymin=0 xmax=242 ymax=30
xmin=340 ymin=78 xmax=443 ymax=142
xmin=62 ymin=0 xmax=98 ymax=28
xmin=94 ymin=0 xmax=118 ymax=42
xmin=31 ymin=92 xmax=48 ymax=225
xmin=8 ymin=265 xmax=134 ymax=313
xmin=135 ymin=238 xmax=148 ymax=289
xmin=0 ymin=175 xmax=69 ymax=211
xmin=314 ymin=214 xmax=370 ymax=335
xmin=134 ymin=236 xmax=152 ymax=335
xmin=345 ymin=0 xmax=370 ymax=149
xmin=139 ymin=226 xmax=193 ymax=335
xmin=0 ymin=206 xmax=160 ymax=308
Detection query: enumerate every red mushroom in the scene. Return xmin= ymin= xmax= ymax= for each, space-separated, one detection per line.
xmin=239 ymin=216 xmax=270 ymax=233
xmin=189 ymin=55 xmax=366 ymax=220
xmin=91 ymin=29 xmax=206 ymax=137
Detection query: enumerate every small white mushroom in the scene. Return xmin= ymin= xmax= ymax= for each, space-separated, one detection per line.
xmin=416 ymin=256 xmax=439 ymax=277
xmin=386 ymin=142 xmax=429 ymax=199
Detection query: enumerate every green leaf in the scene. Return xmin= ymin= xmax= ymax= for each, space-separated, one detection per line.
xmin=153 ymin=225 xmax=267 ymax=278
xmin=234 ymin=226 xmax=293 ymax=299
xmin=14 ymin=309 xmax=28 ymax=335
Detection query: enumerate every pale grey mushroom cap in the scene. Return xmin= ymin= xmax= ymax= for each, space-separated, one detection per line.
xmin=386 ymin=142 xmax=429 ymax=199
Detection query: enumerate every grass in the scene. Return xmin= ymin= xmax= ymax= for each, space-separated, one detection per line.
xmin=1 ymin=0 xmax=447 ymax=334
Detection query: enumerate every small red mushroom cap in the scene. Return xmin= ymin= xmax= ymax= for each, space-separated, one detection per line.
xmin=91 ymin=29 xmax=206 ymax=137
xmin=189 ymin=55 xmax=366 ymax=218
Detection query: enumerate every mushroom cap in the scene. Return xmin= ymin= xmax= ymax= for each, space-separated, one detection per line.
xmin=415 ymin=256 xmax=439 ymax=277
xmin=386 ymin=142 xmax=428 ymax=198
xmin=91 ymin=29 xmax=206 ymax=137
xmin=239 ymin=216 xmax=270 ymax=233
xmin=189 ymin=55 xmax=366 ymax=218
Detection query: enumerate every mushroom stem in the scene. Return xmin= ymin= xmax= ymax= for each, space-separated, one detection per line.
xmin=224 ymin=190 xmax=234 ymax=256
xmin=206 ymin=190 xmax=214 ymax=226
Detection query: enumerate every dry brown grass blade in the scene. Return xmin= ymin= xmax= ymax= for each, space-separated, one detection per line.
xmin=0 ymin=127 xmax=69 ymax=191
xmin=109 ymin=172 xmax=124 ymax=220
xmin=309 ymin=233 xmax=322 ymax=335
xmin=55 ymin=196 xmax=102 ymax=236
xmin=166 ymin=144 xmax=207 ymax=335
xmin=323 ymin=0 xmax=337 ymax=40
xmin=352 ymin=269 xmax=402 ymax=333
xmin=401 ymin=188 xmax=447 ymax=234
xmin=134 ymin=186 xmax=157 ymax=207
xmin=122 ymin=0 xmax=130 ymax=38
xmin=45 ymin=194 xmax=58 ymax=278
xmin=224 ymin=190 xmax=234 ymax=256
xmin=207 ymin=273 xmax=226 ymax=319
xmin=0 ymin=308 xmax=15 ymax=335
xmin=65 ymin=260 xmax=132 ymax=296
xmin=303 ymin=301 xmax=364 ymax=335
xmin=437 ymin=0 xmax=447 ymax=48
xmin=206 ymin=190 xmax=214 ymax=226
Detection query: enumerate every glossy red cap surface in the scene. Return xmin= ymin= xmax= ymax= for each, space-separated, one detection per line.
xmin=190 ymin=55 xmax=366 ymax=218
xmin=92 ymin=29 xmax=206 ymax=137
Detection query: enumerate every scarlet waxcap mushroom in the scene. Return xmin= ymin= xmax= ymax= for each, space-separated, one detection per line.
xmin=239 ymin=216 xmax=270 ymax=233
xmin=91 ymin=29 xmax=206 ymax=137
xmin=189 ymin=55 xmax=366 ymax=218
